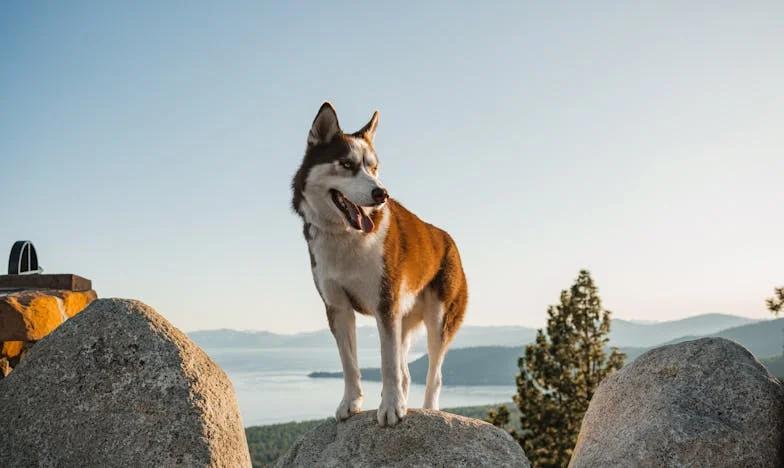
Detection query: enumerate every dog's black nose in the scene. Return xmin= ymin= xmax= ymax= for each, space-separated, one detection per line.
xmin=372 ymin=188 xmax=389 ymax=204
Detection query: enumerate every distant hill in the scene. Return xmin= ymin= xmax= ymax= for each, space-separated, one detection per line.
xmin=188 ymin=325 xmax=536 ymax=352
xmin=188 ymin=329 xmax=283 ymax=348
xmin=309 ymin=345 xmax=649 ymax=386
xmin=610 ymin=314 xmax=759 ymax=347
xmin=661 ymin=317 xmax=784 ymax=358
xmin=447 ymin=326 xmax=537 ymax=349
xmin=310 ymin=346 xmax=524 ymax=386
xmin=189 ymin=313 xmax=760 ymax=351
xmin=760 ymin=354 xmax=784 ymax=380
xmin=189 ymin=327 xmax=385 ymax=350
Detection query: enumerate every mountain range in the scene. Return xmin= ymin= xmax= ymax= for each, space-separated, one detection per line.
xmin=189 ymin=313 xmax=783 ymax=386
xmin=189 ymin=313 xmax=762 ymax=352
xmin=308 ymin=317 xmax=784 ymax=385
xmin=609 ymin=314 xmax=759 ymax=347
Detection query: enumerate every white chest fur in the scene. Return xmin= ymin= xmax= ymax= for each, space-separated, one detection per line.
xmin=307 ymin=212 xmax=389 ymax=314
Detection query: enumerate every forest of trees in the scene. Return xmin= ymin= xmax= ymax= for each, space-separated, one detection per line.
xmin=245 ymin=420 xmax=322 ymax=467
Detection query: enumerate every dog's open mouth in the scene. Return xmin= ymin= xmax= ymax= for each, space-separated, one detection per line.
xmin=330 ymin=189 xmax=374 ymax=233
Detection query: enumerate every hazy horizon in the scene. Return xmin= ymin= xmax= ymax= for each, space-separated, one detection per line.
xmin=187 ymin=311 xmax=770 ymax=334
xmin=2 ymin=2 xmax=782 ymax=334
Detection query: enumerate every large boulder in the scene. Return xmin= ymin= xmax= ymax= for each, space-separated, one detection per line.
xmin=0 ymin=298 xmax=251 ymax=467
xmin=570 ymin=337 xmax=784 ymax=467
xmin=275 ymin=409 xmax=530 ymax=467
xmin=0 ymin=289 xmax=98 ymax=341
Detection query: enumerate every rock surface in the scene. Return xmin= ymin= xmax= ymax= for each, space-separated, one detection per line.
xmin=0 ymin=289 xmax=98 ymax=341
xmin=276 ymin=409 xmax=530 ymax=467
xmin=0 ymin=298 xmax=251 ymax=468
xmin=570 ymin=337 xmax=784 ymax=467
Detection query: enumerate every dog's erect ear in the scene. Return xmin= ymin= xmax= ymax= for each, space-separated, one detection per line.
xmin=355 ymin=110 xmax=379 ymax=143
xmin=308 ymin=102 xmax=341 ymax=146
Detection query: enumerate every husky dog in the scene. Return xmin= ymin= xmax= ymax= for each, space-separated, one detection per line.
xmin=291 ymin=102 xmax=468 ymax=426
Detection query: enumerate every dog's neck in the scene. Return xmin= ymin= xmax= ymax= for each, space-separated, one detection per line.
xmin=306 ymin=218 xmax=352 ymax=237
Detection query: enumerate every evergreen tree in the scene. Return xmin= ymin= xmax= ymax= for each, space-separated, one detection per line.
xmin=767 ymin=286 xmax=784 ymax=358
xmin=489 ymin=270 xmax=625 ymax=468
xmin=486 ymin=404 xmax=514 ymax=436
xmin=767 ymin=286 xmax=784 ymax=316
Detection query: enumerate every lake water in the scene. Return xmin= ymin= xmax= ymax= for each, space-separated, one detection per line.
xmin=202 ymin=347 xmax=516 ymax=427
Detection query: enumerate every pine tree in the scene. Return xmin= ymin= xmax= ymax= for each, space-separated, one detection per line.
xmin=486 ymin=404 xmax=514 ymax=436
xmin=767 ymin=286 xmax=784 ymax=316
xmin=767 ymin=286 xmax=784 ymax=358
xmin=489 ymin=270 xmax=625 ymax=467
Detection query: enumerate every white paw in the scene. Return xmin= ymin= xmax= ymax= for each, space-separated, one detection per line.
xmin=336 ymin=395 xmax=363 ymax=421
xmin=377 ymin=392 xmax=407 ymax=427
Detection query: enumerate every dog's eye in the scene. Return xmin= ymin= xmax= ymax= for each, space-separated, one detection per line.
xmin=340 ymin=161 xmax=354 ymax=170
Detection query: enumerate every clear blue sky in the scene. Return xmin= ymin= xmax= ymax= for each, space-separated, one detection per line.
xmin=2 ymin=2 xmax=782 ymax=333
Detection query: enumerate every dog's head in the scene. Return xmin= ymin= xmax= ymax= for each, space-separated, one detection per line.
xmin=292 ymin=102 xmax=389 ymax=233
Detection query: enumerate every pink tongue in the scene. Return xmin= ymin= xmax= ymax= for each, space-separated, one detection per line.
xmin=359 ymin=211 xmax=374 ymax=233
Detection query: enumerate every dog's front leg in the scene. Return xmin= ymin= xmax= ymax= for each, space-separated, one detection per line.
xmin=327 ymin=305 xmax=363 ymax=421
xmin=376 ymin=314 xmax=407 ymax=426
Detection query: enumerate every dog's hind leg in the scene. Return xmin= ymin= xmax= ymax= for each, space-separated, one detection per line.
xmin=423 ymin=299 xmax=447 ymax=410
xmin=327 ymin=305 xmax=363 ymax=421
xmin=423 ymin=241 xmax=468 ymax=410
xmin=400 ymin=331 xmax=412 ymax=403
xmin=423 ymin=285 xmax=467 ymax=410
xmin=400 ymin=305 xmax=424 ymax=402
